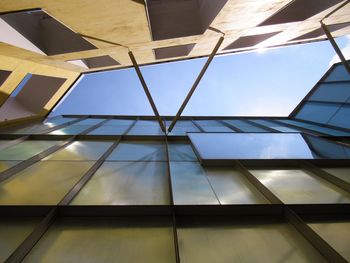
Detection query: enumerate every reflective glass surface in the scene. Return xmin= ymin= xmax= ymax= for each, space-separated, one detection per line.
xmin=72 ymin=161 xmax=170 ymax=205
xmin=0 ymin=140 xmax=59 ymax=160
xmin=223 ymin=120 xmax=268 ymax=132
xmin=0 ymin=161 xmax=94 ymax=205
xmin=325 ymin=64 xmax=350 ymax=81
xmin=328 ymin=105 xmax=350 ymax=129
xmin=44 ymin=141 xmax=112 ymax=161
xmin=177 ymin=218 xmax=326 ymax=263
xmin=43 ymin=117 xmax=77 ymax=125
xmin=189 ymin=133 xmax=316 ymax=160
xmin=250 ymin=119 xmax=300 ymax=132
xmin=24 ymin=217 xmax=176 ymax=263
xmin=305 ymin=135 xmax=349 ymax=159
xmin=107 ymin=141 xmax=166 ymax=161
xmin=307 ymin=220 xmax=350 ymax=261
xmin=127 ymin=125 xmax=164 ymax=135
xmin=295 ymin=102 xmax=339 ymax=124
xmin=0 ymin=160 xmax=19 ymax=173
xmin=168 ymin=126 xmax=200 ymax=136
xmin=106 ymin=119 xmax=134 ymax=125
xmin=249 ymin=169 xmax=350 ymax=204
xmin=322 ymin=167 xmax=350 ymax=183
xmin=76 ymin=118 xmax=104 ymax=125
xmin=49 ymin=125 xmax=92 ymax=135
xmin=168 ymin=142 xmax=198 ymax=161
xmin=88 ymin=125 xmax=129 ymax=135
xmin=309 ymin=82 xmax=350 ymax=103
xmin=0 ymin=218 xmax=40 ymax=262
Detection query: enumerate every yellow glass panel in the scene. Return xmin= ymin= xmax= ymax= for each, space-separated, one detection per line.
xmin=0 ymin=217 xmax=39 ymax=262
xmin=24 ymin=217 xmax=176 ymax=263
xmin=0 ymin=161 xmax=19 ymax=173
xmin=308 ymin=221 xmax=350 ymax=261
xmin=178 ymin=218 xmax=326 ymax=263
xmin=0 ymin=141 xmax=59 ymax=160
xmin=0 ymin=161 xmax=94 ymax=205
xmin=43 ymin=141 xmax=112 ymax=161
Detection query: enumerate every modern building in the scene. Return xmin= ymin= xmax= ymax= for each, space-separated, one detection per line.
xmin=0 ymin=1 xmax=350 ymax=263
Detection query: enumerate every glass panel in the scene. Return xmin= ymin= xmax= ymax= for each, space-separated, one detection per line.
xmin=277 ymin=119 xmax=350 ymax=136
xmin=304 ymin=135 xmax=349 ymax=159
xmin=295 ymin=102 xmax=339 ymax=124
xmin=76 ymin=118 xmax=104 ymax=125
xmin=88 ymin=125 xmax=129 ymax=135
xmin=1 ymin=123 xmax=53 ymax=135
xmin=170 ymin=162 xmax=219 ymax=205
xmin=249 ymin=169 xmax=350 ymax=204
xmin=135 ymin=120 xmax=161 ymax=126
xmin=0 ymin=161 xmax=94 ymax=205
xmin=205 ymin=167 xmax=268 ymax=204
xmin=72 ymin=161 xmax=170 ymax=205
xmin=106 ymin=119 xmax=134 ymax=125
xmin=168 ymin=142 xmax=198 ymax=161
xmin=107 ymin=141 xmax=166 ymax=161
xmin=127 ymin=125 xmax=164 ymax=135
xmin=177 ymin=218 xmax=326 ymax=263
xmin=49 ymin=125 xmax=91 ymax=135
xmin=168 ymin=126 xmax=200 ymax=136
xmin=307 ymin=220 xmax=350 ymax=261
xmin=43 ymin=117 xmax=77 ymax=125
xmin=24 ymin=217 xmax=176 ymax=263
xmin=0 ymin=140 xmax=59 ymax=160
xmin=309 ymin=82 xmax=350 ymax=103
xmin=251 ymin=120 xmax=300 ymax=132
xmin=322 ymin=167 xmax=350 ymax=183
xmin=189 ymin=133 xmax=316 ymax=160
xmin=44 ymin=141 xmax=112 ymax=161
xmin=0 ymin=217 xmax=40 ymax=262
xmin=328 ymin=105 xmax=350 ymax=129
xmin=194 ymin=120 xmax=223 ymax=126
xmin=201 ymin=126 xmax=233 ymax=132
xmin=0 ymin=161 xmax=19 ymax=173
xmin=223 ymin=120 xmax=268 ymax=132
xmin=325 ymin=64 xmax=350 ymax=81
xmin=166 ymin=120 xmax=195 ymax=127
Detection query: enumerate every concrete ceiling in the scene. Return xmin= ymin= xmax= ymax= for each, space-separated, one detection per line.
xmin=0 ymin=0 xmax=350 ymax=73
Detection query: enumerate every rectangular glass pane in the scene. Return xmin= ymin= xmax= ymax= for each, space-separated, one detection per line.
xmin=295 ymin=102 xmax=339 ymax=124
xmin=0 ymin=140 xmax=59 ymax=160
xmin=166 ymin=120 xmax=195 ymax=127
xmin=194 ymin=120 xmax=223 ymax=126
xmin=170 ymin=162 xmax=219 ymax=205
xmin=223 ymin=120 xmax=268 ymax=132
xmin=307 ymin=220 xmax=350 ymax=261
xmin=127 ymin=125 xmax=164 ymax=135
xmin=107 ymin=141 xmax=166 ymax=161
xmin=76 ymin=118 xmax=104 ymax=125
xmin=24 ymin=217 xmax=176 ymax=263
xmin=304 ymin=135 xmax=349 ymax=159
xmin=49 ymin=125 xmax=91 ymax=135
xmin=44 ymin=117 xmax=77 ymax=125
xmin=106 ymin=119 xmax=134 ymax=125
xmin=0 ymin=217 xmax=40 ymax=262
xmin=251 ymin=119 xmax=300 ymax=132
xmin=249 ymin=169 xmax=350 ymax=204
xmin=322 ymin=167 xmax=350 ymax=183
xmin=201 ymin=126 xmax=233 ymax=132
xmin=168 ymin=126 xmax=200 ymax=135
xmin=328 ymin=105 xmax=350 ymax=129
xmin=309 ymin=82 xmax=350 ymax=103
xmin=325 ymin=64 xmax=350 ymax=81
xmin=72 ymin=161 xmax=170 ymax=205
xmin=44 ymin=141 xmax=112 ymax=161
xmin=189 ymin=133 xmax=316 ymax=160
xmin=168 ymin=142 xmax=198 ymax=161
xmin=177 ymin=218 xmax=326 ymax=263
xmin=88 ymin=125 xmax=129 ymax=135
xmin=0 ymin=161 xmax=19 ymax=173
xmin=0 ymin=161 xmax=94 ymax=205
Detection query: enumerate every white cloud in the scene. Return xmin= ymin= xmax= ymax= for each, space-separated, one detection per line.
xmin=329 ymin=35 xmax=350 ymax=67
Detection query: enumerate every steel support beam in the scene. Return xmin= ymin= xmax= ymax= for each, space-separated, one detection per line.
xmin=168 ymin=36 xmax=224 ymax=132
xmin=128 ymin=51 xmax=166 ymax=133
xmin=321 ymin=21 xmax=350 ymax=76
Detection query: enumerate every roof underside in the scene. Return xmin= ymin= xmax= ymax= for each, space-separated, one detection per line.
xmin=0 ymin=0 xmax=350 ymax=73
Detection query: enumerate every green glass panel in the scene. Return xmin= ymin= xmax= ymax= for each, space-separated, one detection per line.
xmin=249 ymin=169 xmax=350 ymax=204
xmin=24 ymin=217 xmax=176 ymax=263
xmin=107 ymin=141 xmax=166 ymax=161
xmin=44 ymin=141 xmax=112 ymax=161
xmin=72 ymin=161 xmax=170 ymax=205
xmin=0 ymin=217 xmax=40 ymax=262
xmin=168 ymin=142 xmax=198 ymax=161
xmin=0 ymin=140 xmax=58 ymax=160
xmin=322 ymin=167 xmax=350 ymax=183
xmin=177 ymin=218 xmax=327 ymax=263
xmin=49 ymin=125 xmax=91 ymax=135
xmin=307 ymin=220 xmax=350 ymax=261
xmin=0 ymin=161 xmax=94 ymax=205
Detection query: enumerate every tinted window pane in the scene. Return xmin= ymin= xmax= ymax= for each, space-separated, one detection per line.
xmin=304 ymin=135 xmax=349 ymax=159
xmin=0 ymin=161 xmax=93 ymax=205
xmin=44 ymin=141 xmax=112 ymax=161
xmin=49 ymin=125 xmax=91 ymax=135
xmin=76 ymin=119 xmax=104 ymax=125
xmin=177 ymin=218 xmax=326 ymax=263
xmin=72 ymin=161 xmax=170 ymax=205
xmin=325 ymin=64 xmax=350 ymax=81
xmin=251 ymin=120 xmax=300 ymax=132
xmin=295 ymin=102 xmax=339 ymax=124
xmin=44 ymin=117 xmax=77 ymax=125
xmin=200 ymin=126 xmax=233 ymax=132
xmin=166 ymin=120 xmax=196 ymax=127
xmin=106 ymin=119 xmax=134 ymax=125
xmin=88 ymin=125 xmax=129 ymax=135
xmin=168 ymin=126 xmax=200 ymax=136
xmin=309 ymin=82 xmax=350 ymax=103
xmin=127 ymin=125 xmax=164 ymax=135
xmin=307 ymin=220 xmax=350 ymax=261
xmin=0 ymin=140 xmax=58 ymax=160
xmin=170 ymin=162 xmax=219 ymax=205
xmin=0 ymin=161 xmax=19 ymax=173
xmin=24 ymin=217 xmax=176 ymax=263
xmin=328 ymin=105 xmax=350 ymax=129
xmin=189 ymin=133 xmax=316 ymax=160
xmin=322 ymin=167 xmax=350 ymax=183
xmin=107 ymin=141 xmax=166 ymax=161
xmin=223 ymin=120 xmax=268 ymax=132
xmin=0 ymin=218 xmax=40 ymax=262
xmin=249 ymin=169 xmax=350 ymax=204
xmin=194 ymin=120 xmax=223 ymax=126
xmin=168 ymin=142 xmax=198 ymax=161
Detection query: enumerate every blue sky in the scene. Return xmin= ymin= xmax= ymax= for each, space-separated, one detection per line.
xmin=51 ymin=36 xmax=350 ymax=117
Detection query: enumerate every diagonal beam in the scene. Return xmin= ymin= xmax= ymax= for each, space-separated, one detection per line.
xmin=168 ymin=36 xmax=224 ymax=132
xmin=128 ymin=51 xmax=166 ymax=132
